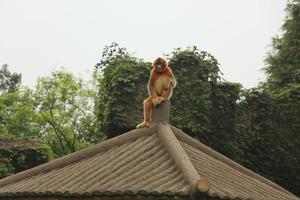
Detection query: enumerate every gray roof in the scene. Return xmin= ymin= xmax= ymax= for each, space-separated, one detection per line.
xmin=0 ymin=123 xmax=298 ymax=200
xmin=0 ymin=138 xmax=42 ymax=150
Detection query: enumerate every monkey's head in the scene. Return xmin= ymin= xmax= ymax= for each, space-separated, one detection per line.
xmin=153 ymin=57 xmax=167 ymax=73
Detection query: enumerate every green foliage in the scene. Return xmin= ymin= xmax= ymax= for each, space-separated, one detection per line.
xmin=256 ymin=1 xmax=300 ymax=195
xmin=168 ymin=47 xmax=242 ymax=158
xmin=95 ymin=42 xmax=129 ymax=70
xmin=264 ymin=0 xmax=300 ymax=90
xmin=268 ymin=84 xmax=300 ymax=194
xmin=0 ymin=65 xmax=40 ymax=139
xmin=0 ymin=89 xmax=39 ymax=138
xmin=0 ymin=69 xmax=101 ymax=158
xmin=210 ymin=81 xmax=242 ymax=158
xmin=0 ymin=158 xmax=14 ymax=178
xmin=33 ymin=70 xmax=100 ymax=156
xmin=235 ymin=86 xmax=300 ymax=195
xmin=95 ymin=44 xmax=151 ymax=138
xmin=0 ymin=64 xmax=22 ymax=95
xmin=169 ymin=47 xmax=221 ymax=136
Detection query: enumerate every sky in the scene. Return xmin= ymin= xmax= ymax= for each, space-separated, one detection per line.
xmin=0 ymin=0 xmax=286 ymax=89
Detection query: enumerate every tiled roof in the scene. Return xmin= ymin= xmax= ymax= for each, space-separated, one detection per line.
xmin=0 ymin=123 xmax=298 ymax=200
xmin=0 ymin=138 xmax=42 ymax=150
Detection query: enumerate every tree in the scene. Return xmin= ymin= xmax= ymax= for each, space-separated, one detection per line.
xmin=0 ymin=65 xmax=39 ymax=138
xmin=235 ymin=87 xmax=300 ymax=196
xmin=95 ymin=42 xmax=129 ymax=70
xmin=0 ymin=89 xmax=40 ymax=138
xmin=264 ymin=0 xmax=300 ymax=90
xmin=257 ymin=1 xmax=300 ymax=195
xmin=0 ymin=64 xmax=22 ymax=95
xmin=34 ymin=70 xmax=100 ymax=156
xmin=210 ymin=81 xmax=242 ymax=158
xmin=95 ymin=43 xmax=151 ymax=138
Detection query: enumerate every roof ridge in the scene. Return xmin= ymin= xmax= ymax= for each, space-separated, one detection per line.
xmin=156 ymin=123 xmax=209 ymax=196
xmin=170 ymin=125 xmax=298 ymax=198
xmin=0 ymin=126 xmax=156 ymax=188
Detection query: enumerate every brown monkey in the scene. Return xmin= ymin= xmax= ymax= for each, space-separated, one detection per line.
xmin=136 ymin=57 xmax=176 ymax=128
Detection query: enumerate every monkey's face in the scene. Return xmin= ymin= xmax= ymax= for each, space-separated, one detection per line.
xmin=156 ymin=64 xmax=164 ymax=72
xmin=153 ymin=57 xmax=167 ymax=73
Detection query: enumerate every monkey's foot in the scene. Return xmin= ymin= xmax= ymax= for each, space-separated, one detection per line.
xmin=152 ymin=97 xmax=159 ymax=106
xmin=136 ymin=121 xmax=150 ymax=129
xmin=154 ymin=97 xmax=166 ymax=106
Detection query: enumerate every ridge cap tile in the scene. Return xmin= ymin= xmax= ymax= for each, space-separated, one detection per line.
xmin=156 ymin=123 xmax=202 ymax=197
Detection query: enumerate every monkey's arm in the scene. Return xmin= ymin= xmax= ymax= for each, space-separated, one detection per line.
xmin=166 ymin=67 xmax=177 ymax=88
xmin=147 ymin=69 xmax=157 ymax=98
xmin=170 ymin=78 xmax=177 ymax=88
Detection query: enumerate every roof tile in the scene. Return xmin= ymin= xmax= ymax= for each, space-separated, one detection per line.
xmin=0 ymin=123 xmax=298 ymax=200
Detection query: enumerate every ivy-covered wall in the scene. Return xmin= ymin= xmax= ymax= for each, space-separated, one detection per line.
xmin=168 ymin=47 xmax=242 ymax=159
xmin=0 ymin=138 xmax=53 ymax=179
xmin=96 ymin=54 xmax=151 ymax=138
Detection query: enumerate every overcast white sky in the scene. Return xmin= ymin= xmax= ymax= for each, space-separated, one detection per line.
xmin=0 ymin=0 xmax=286 ymax=89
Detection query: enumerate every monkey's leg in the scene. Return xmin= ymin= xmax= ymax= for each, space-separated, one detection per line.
xmin=136 ymin=97 xmax=153 ymax=128
xmin=144 ymin=97 xmax=153 ymax=122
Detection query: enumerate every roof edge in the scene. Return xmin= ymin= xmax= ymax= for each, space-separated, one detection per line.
xmin=157 ymin=123 xmax=204 ymax=195
xmin=0 ymin=126 xmax=156 ymax=188
xmin=170 ymin=125 xmax=297 ymax=198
